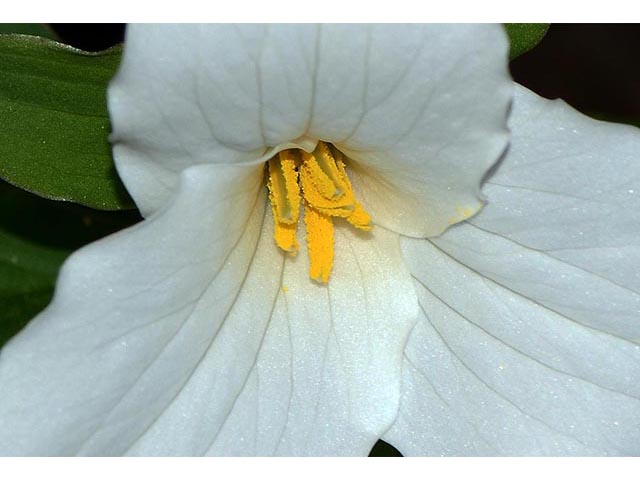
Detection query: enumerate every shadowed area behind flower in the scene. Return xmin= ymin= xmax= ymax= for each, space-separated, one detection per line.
xmin=369 ymin=439 xmax=402 ymax=456
xmin=511 ymin=24 xmax=640 ymax=123
xmin=0 ymin=180 xmax=141 ymax=347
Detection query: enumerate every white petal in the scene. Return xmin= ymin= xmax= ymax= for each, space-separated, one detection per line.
xmin=384 ymin=86 xmax=640 ymax=455
xmin=0 ymin=163 xmax=264 ymax=455
xmin=339 ymin=24 xmax=511 ymax=237
xmin=109 ymin=24 xmax=511 ymax=231
xmin=0 ymin=170 xmax=417 ymax=456
xmin=466 ymin=85 xmax=640 ymax=340
xmin=127 ymin=221 xmax=417 ymax=456
xmin=109 ymin=24 xmax=273 ymax=216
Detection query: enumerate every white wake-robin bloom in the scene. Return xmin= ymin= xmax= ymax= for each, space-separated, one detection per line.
xmin=1 ymin=24 xmax=639 ymax=456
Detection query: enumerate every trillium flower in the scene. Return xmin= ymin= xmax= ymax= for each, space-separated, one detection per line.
xmin=1 ymin=24 xmax=639 ymax=456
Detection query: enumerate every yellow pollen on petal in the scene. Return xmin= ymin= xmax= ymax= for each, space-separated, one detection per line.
xmin=457 ymin=206 xmax=475 ymax=219
xmin=266 ymin=141 xmax=372 ymax=283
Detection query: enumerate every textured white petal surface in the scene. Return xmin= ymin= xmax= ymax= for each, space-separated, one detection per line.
xmin=128 ymin=220 xmax=417 ymax=456
xmin=0 ymin=167 xmax=417 ymax=456
xmin=384 ymin=86 xmax=640 ymax=455
xmin=109 ymin=24 xmax=511 ymax=235
xmin=0 ymin=164 xmax=264 ymax=455
xmin=339 ymin=25 xmax=511 ymax=237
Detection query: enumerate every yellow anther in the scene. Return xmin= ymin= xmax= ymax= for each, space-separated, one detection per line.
xmin=266 ymin=142 xmax=372 ymax=283
xmin=273 ymin=221 xmax=299 ymax=254
xmin=300 ymin=153 xmax=340 ymax=200
xmin=312 ymin=142 xmax=350 ymax=198
xmin=299 ymin=154 xmax=354 ymax=210
xmin=346 ymin=201 xmax=372 ymax=231
xmin=267 ymin=151 xmax=301 ymax=254
xmin=304 ymin=205 xmax=334 ymax=284
xmin=267 ymin=151 xmax=300 ymax=224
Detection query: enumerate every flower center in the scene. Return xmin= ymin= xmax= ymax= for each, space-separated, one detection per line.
xmin=266 ymin=142 xmax=372 ymax=283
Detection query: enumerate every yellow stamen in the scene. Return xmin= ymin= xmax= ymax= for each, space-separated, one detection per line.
xmin=273 ymin=221 xmax=298 ymax=254
xmin=266 ymin=142 xmax=372 ymax=283
xmin=304 ymin=205 xmax=334 ymax=284
xmin=311 ymin=142 xmax=349 ymax=198
xmin=267 ymin=151 xmax=301 ymax=254
xmin=299 ymin=153 xmax=353 ymax=210
xmin=346 ymin=201 xmax=372 ymax=231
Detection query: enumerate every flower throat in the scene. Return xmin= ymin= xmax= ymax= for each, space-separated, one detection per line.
xmin=266 ymin=142 xmax=372 ymax=284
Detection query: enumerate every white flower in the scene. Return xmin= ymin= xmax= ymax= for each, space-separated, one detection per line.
xmin=1 ymin=24 xmax=639 ymax=456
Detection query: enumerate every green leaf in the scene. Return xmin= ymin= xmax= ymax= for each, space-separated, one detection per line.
xmin=0 ymin=180 xmax=141 ymax=348
xmin=0 ymin=34 xmax=132 ymax=210
xmin=505 ymin=23 xmax=549 ymax=60
xmin=0 ymin=24 xmax=59 ymax=40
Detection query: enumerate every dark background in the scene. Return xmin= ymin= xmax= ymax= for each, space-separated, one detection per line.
xmin=45 ymin=23 xmax=640 ymax=457
xmin=511 ymin=24 xmax=640 ymax=124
